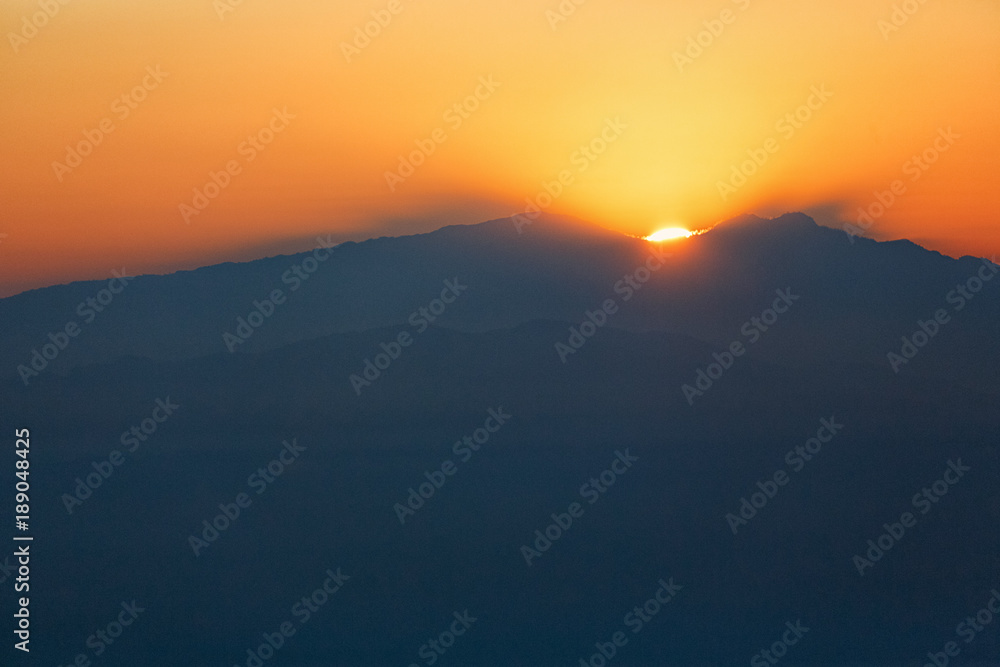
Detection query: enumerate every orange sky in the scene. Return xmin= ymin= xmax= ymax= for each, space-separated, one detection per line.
xmin=1 ymin=0 xmax=998 ymax=296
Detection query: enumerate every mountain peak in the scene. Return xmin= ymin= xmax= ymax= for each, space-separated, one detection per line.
xmin=714 ymin=211 xmax=818 ymax=231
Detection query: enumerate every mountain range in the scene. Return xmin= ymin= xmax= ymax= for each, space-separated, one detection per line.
xmin=1 ymin=213 xmax=997 ymax=666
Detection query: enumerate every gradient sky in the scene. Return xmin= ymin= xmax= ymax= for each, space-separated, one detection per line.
xmin=1 ymin=0 xmax=998 ymax=296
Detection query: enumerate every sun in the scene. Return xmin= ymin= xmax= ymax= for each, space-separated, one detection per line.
xmin=645 ymin=227 xmax=692 ymax=242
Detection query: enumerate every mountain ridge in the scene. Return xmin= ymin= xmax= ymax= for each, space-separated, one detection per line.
xmin=1 ymin=212 xmax=997 ymax=383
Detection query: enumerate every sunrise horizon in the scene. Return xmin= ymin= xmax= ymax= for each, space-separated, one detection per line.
xmin=1 ymin=207 xmax=989 ymax=299
xmin=2 ymin=0 xmax=998 ymax=299
xmin=3 ymin=3 xmax=999 ymax=665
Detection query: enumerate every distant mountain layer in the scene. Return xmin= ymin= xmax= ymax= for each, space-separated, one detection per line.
xmin=2 ymin=212 xmax=998 ymax=385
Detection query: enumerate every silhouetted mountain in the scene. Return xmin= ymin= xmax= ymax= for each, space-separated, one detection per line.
xmin=2 ymin=213 xmax=997 ymax=384
xmin=1 ymin=213 xmax=998 ymax=665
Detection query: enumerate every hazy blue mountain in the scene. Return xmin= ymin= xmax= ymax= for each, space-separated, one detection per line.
xmin=2 ymin=213 xmax=997 ymax=381
xmin=1 ymin=213 xmax=997 ymax=665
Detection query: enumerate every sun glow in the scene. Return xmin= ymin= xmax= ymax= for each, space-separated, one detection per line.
xmin=0 ymin=1 xmax=996 ymax=296
xmin=645 ymin=227 xmax=692 ymax=242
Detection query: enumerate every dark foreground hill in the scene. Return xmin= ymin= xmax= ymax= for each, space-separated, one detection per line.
xmin=1 ymin=321 xmax=998 ymax=665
